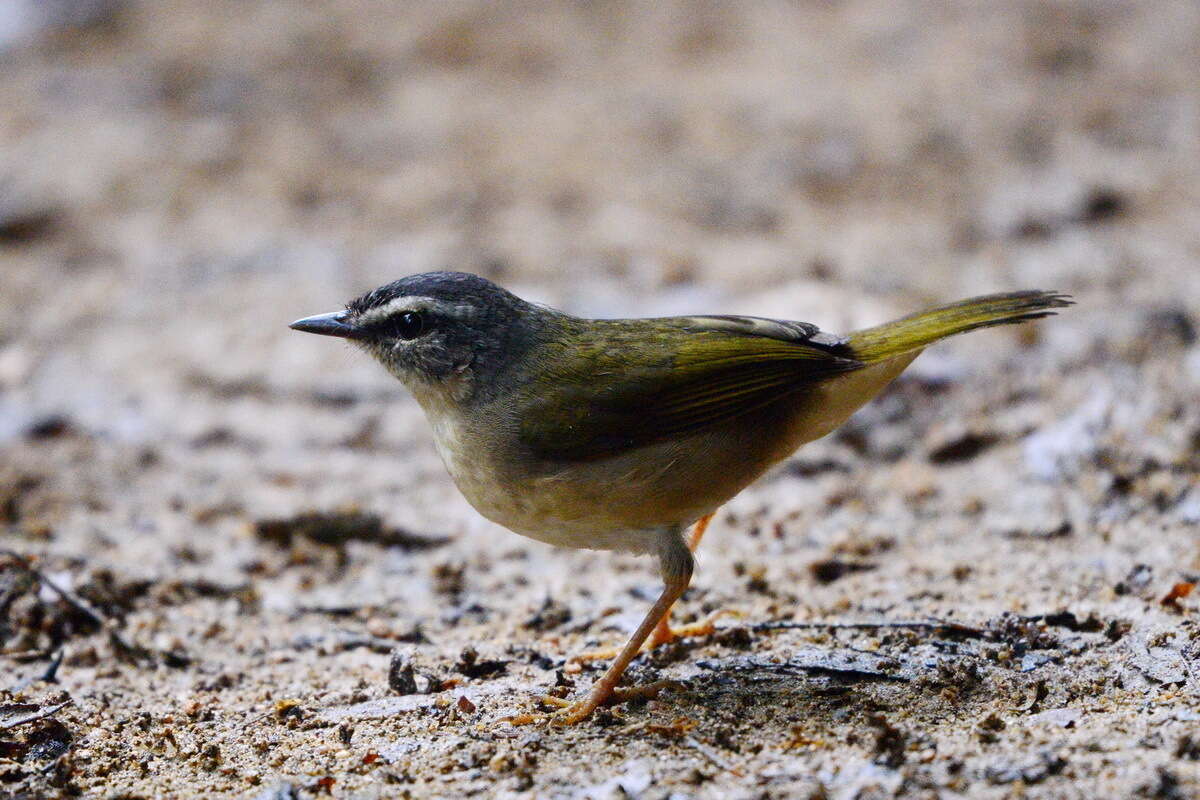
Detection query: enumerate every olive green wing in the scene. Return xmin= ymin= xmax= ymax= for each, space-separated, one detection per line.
xmin=517 ymin=315 xmax=863 ymax=462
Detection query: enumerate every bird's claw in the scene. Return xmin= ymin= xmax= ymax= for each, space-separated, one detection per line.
xmin=569 ymin=608 xmax=742 ymax=666
xmin=502 ymin=680 xmax=682 ymax=726
xmin=648 ymin=608 xmax=743 ymax=647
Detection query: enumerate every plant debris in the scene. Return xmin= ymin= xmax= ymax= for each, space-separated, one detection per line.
xmin=808 ymin=558 xmax=877 ymax=584
xmin=454 ymin=647 xmax=509 ymax=679
xmin=387 ymin=650 xmax=440 ymax=695
xmin=700 ymin=647 xmax=918 ymax=683
xmin=868 ymin=714 xmax=907 ymax=768
xmin=254 ymin=511 xmax=449 ymax=550
xmin=0 ymin=700 xmax=72 ymax=731
xmin=927 ymin=430 xmax=1000 ymax=464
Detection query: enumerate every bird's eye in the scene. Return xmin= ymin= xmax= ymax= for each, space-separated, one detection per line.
xmin=391 ymin=310 xmax=426 ymax=340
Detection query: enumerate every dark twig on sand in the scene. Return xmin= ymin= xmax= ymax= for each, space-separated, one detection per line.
xmin=1 ymin=549 xmax=152 ymax=664
xmin=9 ymin=651 xmax=64 ymax=693
xmin=752 ymin=618 xmax=989 ymax=639
xmin=0 ymin=699 xmax=72 ymax=731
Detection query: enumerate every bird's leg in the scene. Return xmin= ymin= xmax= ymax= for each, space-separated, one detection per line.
xmin=508 ymin=530 xmax=693 ymax=725
xmin=648 ymin=512 xmax=735 ymax=646
xmin=686 ymin=511 xmax=715 ymax=552
xmin=570 ymin=513 xmax=729 ymax=666
xmin=554 ymin=530 xmax=693 ymax=724
xmin=568 ymin=513 xmax=720 ymax=666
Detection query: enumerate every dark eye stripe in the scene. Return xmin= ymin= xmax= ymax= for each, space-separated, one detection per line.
xmin=364 ymin=310 xmax=430 ymax=340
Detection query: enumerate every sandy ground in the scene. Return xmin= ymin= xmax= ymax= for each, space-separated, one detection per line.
xmin=2 ymin=1 xmax=1199 ymax=797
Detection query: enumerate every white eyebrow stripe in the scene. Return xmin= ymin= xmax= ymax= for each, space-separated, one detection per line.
xmin=356 ymin=296 xmax=428 ymax=325
xmin=355 ymin=296 xmax=478 ymax=326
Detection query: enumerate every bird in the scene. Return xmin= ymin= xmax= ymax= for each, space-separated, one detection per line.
xmin=289 ymin=271 xmax=1071 ymax=723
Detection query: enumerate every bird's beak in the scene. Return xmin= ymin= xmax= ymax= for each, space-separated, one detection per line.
xmin=288 ymin=311 xmax=364 ymax=339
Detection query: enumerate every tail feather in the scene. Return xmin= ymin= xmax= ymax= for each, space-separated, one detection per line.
xmin=847 ymin=290 xmax=1073 ymax=363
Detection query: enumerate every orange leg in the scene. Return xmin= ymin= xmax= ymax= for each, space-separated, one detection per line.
xmin=649 ymin=512 xmax=724 ymax=647
xmin=568 ymin=513 xmax=721 ymax=667
xmin=510 ymin=528 xmax=694 ymax=725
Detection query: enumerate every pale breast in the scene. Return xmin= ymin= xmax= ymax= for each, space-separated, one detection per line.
xmin=417 ymin=397 xmax=668 ymax=553
xmin=413 ymin=352 xmax=917 ymax=554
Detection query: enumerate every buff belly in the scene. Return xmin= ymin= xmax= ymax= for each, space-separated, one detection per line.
xmin=424 ymin=352 xmax=918 ymax=554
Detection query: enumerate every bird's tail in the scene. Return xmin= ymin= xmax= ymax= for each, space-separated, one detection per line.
xmin=847 ymin=290 xmax=1073 ymax=364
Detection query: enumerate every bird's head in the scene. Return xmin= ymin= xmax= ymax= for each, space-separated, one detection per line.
xmin=290 ymin=271 xmax=544 ymax=404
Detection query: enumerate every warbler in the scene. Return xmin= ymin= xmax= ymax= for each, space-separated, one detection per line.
xmin=290 ymin=271 xmax=1070 ymax=723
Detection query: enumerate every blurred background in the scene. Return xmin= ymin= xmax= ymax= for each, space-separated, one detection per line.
xmin=1 ymin=0 xmax=1197 ymax=430
xmin=2 ymin=2 xmax=1199 ymax=797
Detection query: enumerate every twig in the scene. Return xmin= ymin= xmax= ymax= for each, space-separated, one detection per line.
xmin=35 ymin=569 xmax=106 ymax=627
xmin=9 ymin=651 xmax=64 ymax=693
xmin=0 ymin=699 xmax=72 ymax=731
xmin=752 ymin=618 xmax=988 ymax=639
xmin=1 ymin=550 xmax=103 ymax=626
xmin=1 ymin=549 xmax=152 ymax=663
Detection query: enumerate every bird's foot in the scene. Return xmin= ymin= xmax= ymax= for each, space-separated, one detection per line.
xmin=567 ymin=645 xmax=620 ymax=665
xmin=647 ymin=608 xmax=742 ymax=648
xmin=503 ymin=680 xmax=681 ymax=726
xmin=569 ymin=609 xmax=741 ymax=665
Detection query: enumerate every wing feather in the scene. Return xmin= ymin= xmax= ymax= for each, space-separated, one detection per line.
xmin=517 ymin=314 xmax=862 ymax=461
